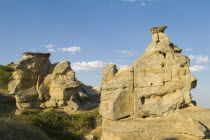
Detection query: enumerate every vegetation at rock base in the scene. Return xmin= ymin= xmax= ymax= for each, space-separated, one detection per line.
xmin=0 ymin=118 xmax=50 ymax=140
xmin=0 ymin=93 xmax=16 ymax=117
xmin=0 ymin=65 xmax=102 ymax=140
xmin=0 ymin=65 xmax=13 ymax=89
xmin=16 ymin=109 xmax=101 ymax=140
xmin=0 ymin=89 xmax=101 ymax=140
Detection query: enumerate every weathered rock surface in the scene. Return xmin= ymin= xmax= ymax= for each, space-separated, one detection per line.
xmin=101 ymin=107 xmax=210 ymax=140
xmin=100 ymin=26 xmax=196 ymax=120
xmin=100 ymin=26 xmax=210 ymax=140
xmin=100 ymin=65 xmax=134 ymax=120
xmin=8 ymin=52 xmax=100 ymax=112
xmin=133 ymin=27 xmax=197 ymax=118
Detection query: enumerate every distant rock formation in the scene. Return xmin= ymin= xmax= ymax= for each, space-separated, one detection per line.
xmin=100 ymin=26 xmax=210 ymax=140
xmin=8 ymin=52 xmax=100 ymax=112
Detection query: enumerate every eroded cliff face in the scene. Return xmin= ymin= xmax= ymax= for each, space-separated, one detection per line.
xmin=100 ymin=26 xmax=210 ymax=140
xmin=9 ymin=53 xmax=100 ymax=112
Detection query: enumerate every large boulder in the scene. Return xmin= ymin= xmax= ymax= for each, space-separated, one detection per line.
xmin=8 ymin=52 xmax=100 ymax=112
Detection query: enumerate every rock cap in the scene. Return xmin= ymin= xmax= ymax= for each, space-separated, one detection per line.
xmin=22 ymin=52 xmax=51 ymax=58
xmin=150 ymin=26 xmax=168 ymax=35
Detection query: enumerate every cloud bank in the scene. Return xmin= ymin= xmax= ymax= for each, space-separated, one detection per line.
xmin=72 ymin=61 xmax=106 ymax=71
xmin=72 ymin=61 xmax=126 ymax=72
xmin=190 ymin=65 xmax=208 ymax=72
xmin=59 ymin=47 xmax=81 ymax=52
xmin=188 ymin=55 xmax=209 ymax=64
xmin=44 ymin=44 xmax=81 ymax=54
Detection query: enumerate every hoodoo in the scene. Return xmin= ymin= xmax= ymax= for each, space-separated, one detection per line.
xmin=100 ymin=26 xmax=210 ymax=140
xmin=8 ymin=52 xmax=100 ymax=113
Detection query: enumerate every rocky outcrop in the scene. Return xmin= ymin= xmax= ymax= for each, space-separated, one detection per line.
xmin=8 ymin=52 xmax=100 ymax=112
xmin=100 ymin=65 xmax=134 ymax=120
xmin=100 ymin=26 xmax=196 ymax=120
xmin=100 ymin=26 xmax=210 ymax=140
xmin=133 ymin=26 xmax=197 ymax=118
xmin=101 ymin=107 xmax=210 ymax=140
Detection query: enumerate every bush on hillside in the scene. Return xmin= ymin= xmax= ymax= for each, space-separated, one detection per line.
xmin=16 ymin=109 xmax=101 ymax=140
xmin=0 ymin=65 xmax=14 ymax=89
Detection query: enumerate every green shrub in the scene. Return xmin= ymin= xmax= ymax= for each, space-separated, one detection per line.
xmin=0 ymin=65 xmax=14 ymax=89
xmin=16 ymin=109 xmax=100 ymax=140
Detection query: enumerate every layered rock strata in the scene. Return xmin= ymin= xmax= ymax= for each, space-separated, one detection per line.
xmin=100 ymin=26 xmax=210 ymax=140
xmin=9 ymin=53 xmax=100 ymax=111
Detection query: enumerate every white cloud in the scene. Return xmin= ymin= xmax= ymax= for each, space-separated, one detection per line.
xmin=45 ymin=44 xmax=56 ymax=52
xmin=44 ymin=44 xmax=81 ymax=53
xmin=140 ymin=2 xmax=146 ymax=6
xmin=185 ymin=48 xmax=192 ymax=51
xmin=123 ymin=0 xmax=152 ymax=6
xmin=190 ymin=65 xmax=208 ymax=72
xmin=45 ymin=44 xmax=54 ymax=49
xmin=188 ymin=55 xmax=209 ymax=64
xmin=72 ymin=61 xmax=106 ymax=71
xmin=60 ymin=47 xmax=81 ymax=52
xmin=71 ymin=61 xmax=127 ymax=71
xmin=48 ymin=48 xmax=56 ymax=52
xmin=116 ymin=50 xmax=139 ymax=57
xmin=196 ymin=56 xmax=209 ymax=63
xmin=123 ymin=0 xmax=138 ymax=2
xmin=188 ymin=55 xmax=197 ymax=60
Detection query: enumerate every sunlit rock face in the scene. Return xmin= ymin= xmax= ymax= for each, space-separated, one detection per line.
xmin=100 ymin=65 xmax=134 ymax=120
xmin=8 ymin=53 xmax=100 ymax=111
xmin=133 ymin=26 xmax=197 ymax=118
xmin=99 ymin=26 xmax=210 ymax=140
xmin=100 ymin=26 xmax=197 ymax=120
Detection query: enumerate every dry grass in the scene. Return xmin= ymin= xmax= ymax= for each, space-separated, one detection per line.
xmin=0 ymin=118 xmax=50 ymax=140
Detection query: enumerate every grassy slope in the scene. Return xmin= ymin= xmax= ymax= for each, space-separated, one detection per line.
xmin=16 ymin=109 xmax=101 ymax=140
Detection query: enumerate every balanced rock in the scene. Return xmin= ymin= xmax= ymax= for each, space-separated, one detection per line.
xmin=8 ymin=52 xmax=100 ymax=112
xmin=100 ymin=26 xmax=210 ymax=140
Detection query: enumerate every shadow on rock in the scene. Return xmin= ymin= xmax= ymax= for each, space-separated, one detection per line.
xmin=163 ymin=138 xmax=178 ymax=140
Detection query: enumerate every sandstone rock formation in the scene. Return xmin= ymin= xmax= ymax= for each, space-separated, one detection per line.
xmin=100 ymin=65 xmax=134 ymax=120
xmin=8 ymin=52 xmax=100 ymax=112
xmin=100 ymin=26 xmax=210 ymax=140
xmin=133 ymin=26 xmax=197 ymax=118
xmin=101 ymin=106 xmax=210 ymax=140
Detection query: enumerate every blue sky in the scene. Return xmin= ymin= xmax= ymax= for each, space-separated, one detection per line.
xmin=0 ymin=0 xmax=210 ymax=108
